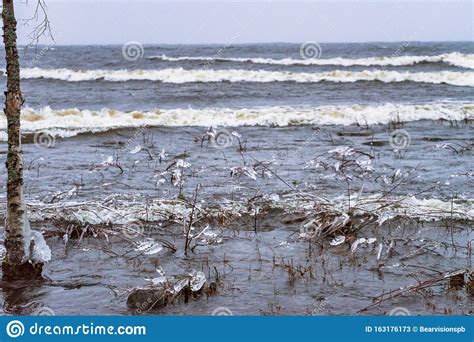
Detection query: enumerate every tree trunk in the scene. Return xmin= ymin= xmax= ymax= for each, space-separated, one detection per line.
xmin=2 ymin=0 xmax=43 ymax=280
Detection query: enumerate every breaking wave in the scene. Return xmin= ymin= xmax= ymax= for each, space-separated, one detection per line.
xmin=0 ymin=103 xmax=472 ymax=140
xmin=149 ymin=52 xmax=474 ymax=69
xmin=9 ymin=67 xmax=474 ymax=86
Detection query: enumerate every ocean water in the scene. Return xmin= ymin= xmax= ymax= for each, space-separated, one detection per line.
xmin=0 ymin=42 xmax=473 ymax=315
xmin=0 ymin=42 xmax=472 ymax=138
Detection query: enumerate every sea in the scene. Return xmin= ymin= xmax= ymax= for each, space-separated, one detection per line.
xmin=0 ymin=42 xmax=472 ymax=315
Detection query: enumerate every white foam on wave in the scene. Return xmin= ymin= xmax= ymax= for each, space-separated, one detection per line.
xmin=14 ymin=194 xmax=474 ymax=225
xmin=12 ymin=67 xmax=474 ymax=86
xmin=150 ymin=52 xmax=474 ymax=69
xmin=0 ymin=103 xmax=472 ymax=140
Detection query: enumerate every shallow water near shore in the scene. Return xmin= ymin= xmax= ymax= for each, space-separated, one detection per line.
xmin=0 ymin=121 xmax=472 ymax=315
xmin=2 ymin=217 xmax=473 ymax=316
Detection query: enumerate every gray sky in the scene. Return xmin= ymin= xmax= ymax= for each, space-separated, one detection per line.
xmin=14 ymin=0 xmax=474 ymax=45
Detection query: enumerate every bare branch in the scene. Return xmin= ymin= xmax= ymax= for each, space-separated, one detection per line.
xmin=19 ymin=0 xmax=54 ymax=48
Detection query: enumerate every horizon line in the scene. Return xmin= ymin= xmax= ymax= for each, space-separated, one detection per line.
xmin=10 ymin=40 xmax=474 ymax=47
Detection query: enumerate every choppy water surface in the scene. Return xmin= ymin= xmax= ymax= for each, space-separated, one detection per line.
xmin=0 ymin=121 xmax=472 ymax=315
xmin=0 ymin=42 xmax=472 ymax=315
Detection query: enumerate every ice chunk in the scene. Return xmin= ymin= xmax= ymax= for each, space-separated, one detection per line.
xmin=366 ymin=238 xmax=377 ymax=244
xmin=356 ymin=157 xmax=374 ymax=171
xmin=172 ymin=278 xmax=188 ymax=294
xmin=197 ymin=227 xmax=223 ymax=245
xmin=376 ymin=243 xmax=383 ymax=260
xmin=135 ymin=239 xmax=163 ymax=255
xmin=149 ymin=276 xmax=167 ymax=286
xmin=29 ymin=230 xmax=52 ymax=263
xmin=350 ymin=237 xmax=377 ymax=254
xmin=102 ymin=155 xmax=114 ymax=165
xmin=159 ymin=148 xmax=166 ymax=160
xmin=377 ymin=212 xmax=394 ymax=226
xmin=156 ymin=266 xmax=165 ymax=276
xmin=230 ymin=166 xmax=257 ymax=180
xmin=328 ymin=146 xmax=354 ymax=156
xmin=351 ymin=238 xmax=367 ymax=253
xmin=329 ymin=235 xmax=346 ymax=246
xmin=176 ymin=159 xmax=191 ymax=168
xmin=270 ymin=194 xmax=280 ymax=202
xmin=129 ymin=145 xmax=142 ymax=154
xmin=189 ymin=270 xmax=206 ymax=291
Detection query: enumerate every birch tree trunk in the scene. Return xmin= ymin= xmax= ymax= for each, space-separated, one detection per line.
xmin=2 ymin=0 xmax=43 ymax=280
